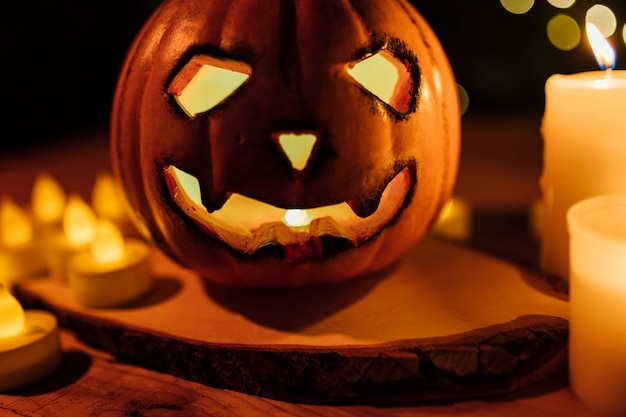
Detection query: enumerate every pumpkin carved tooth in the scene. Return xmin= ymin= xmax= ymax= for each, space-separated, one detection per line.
xmin=201 ymin=191 xmax=229 ymax=213
xmin=164 ymin=165 xmax=413 ymax=253
xmin=347 ymin=195 xmax=382 ymax=218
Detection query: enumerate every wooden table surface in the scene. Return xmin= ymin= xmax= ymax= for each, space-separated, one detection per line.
xmin=0 ymin=112 xmax=603 ymax=416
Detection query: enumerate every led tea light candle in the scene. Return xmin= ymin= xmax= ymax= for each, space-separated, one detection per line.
xmin=68 ymin=219 xmax=152 ymax=308
xmin=91 ymin=172 xmax=137 ymax=237
xmin=45 ymin=194 xmax=97 ymax=282
xmin=30 ymin=173 xmax=67 ymax=233
xmin=567 ymin=194 xmax=626 ymax=417
xmin=540 ymin=23 xmax=626 ymax=280
xmin=0 ymin=198 xmax=47 ymax=289
xmin=430 ymin=197 xmax=472 ymax=243
xmin=0 ymin=284 xmax=63 ymax=392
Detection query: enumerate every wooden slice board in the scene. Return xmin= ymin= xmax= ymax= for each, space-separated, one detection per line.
xmin=15 ymin=238 xmax=569 ymax=405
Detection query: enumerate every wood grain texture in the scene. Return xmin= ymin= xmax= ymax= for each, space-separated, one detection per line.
xmin=14 ymin=238 xmax=568 ymax=405
xmin=0 ymin=330 xmax=596 ymax=417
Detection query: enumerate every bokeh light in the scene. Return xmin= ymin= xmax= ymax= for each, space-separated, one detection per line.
xmin=548 ymin=14 xmax=582 ymax=50
xmin=548 ymin=0 xmax=576 ymax=8
xmin=500 ymin=0 xmax=535 ymax=15
xmin=457 ymin=84 xmax=470 ymax=116
xmin=585 ymin=4 xmax=617 ymax=37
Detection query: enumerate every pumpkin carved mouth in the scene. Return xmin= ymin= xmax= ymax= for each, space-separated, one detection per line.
xmin=164 ymin=165 xmax=414 ymax=262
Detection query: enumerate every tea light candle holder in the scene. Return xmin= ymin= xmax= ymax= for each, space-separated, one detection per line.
xmin=0 ymin=198 xmax=47 ymax=289
xmin=68 ymin=219 xmax=152 ymax=308
xmin=0 ymin=284 xmax=63 ymax=392
xmin=567 ymin=194 xmax=626 ymax=417
xmin=45 ymin=194 xmax=97 ymax=282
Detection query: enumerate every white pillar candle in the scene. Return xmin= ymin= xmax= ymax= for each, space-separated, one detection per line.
xmin=541 ymin=70 xmax=626 ymax=279
xmin=540 ymin=25 xmax=626 ymax=280
xmin=567 ymin=194 xmax=626 ymax=417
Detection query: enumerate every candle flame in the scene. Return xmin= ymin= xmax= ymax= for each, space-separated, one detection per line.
xmin=437 ymin=198 xmax=456 ymax=222
xmin=0 ymin=198 xmax=34 ymax=247
xmin=90 ymin=219 xmax=125 ymax=263
xmin=63 ymin=195 xmax=97 ymax=246
xmin=430 ymin=197 xmax=473 ymax=243
xmin=282 ymin=209 xmax=312 ymax=228
xmin=0 ymin=284 xmax=25 ymax=338
xmin=31 ymin=173 xmax=66 ymax=223
xmin=586 ymin=22 xmax=616 ymax=70
xmin=91 ymin=172 xmax=127 ymax=219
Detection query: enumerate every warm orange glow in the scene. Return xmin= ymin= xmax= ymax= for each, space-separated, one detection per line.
xmin=63 ymin=195 xmax=97 ymax=246
xmin=170 ymin=166 xmax=352 ymax=230
xmin=587 ymin=22 xmax=616 ymax=70
xmin=0 ymin=284 xmax=25 ymax=338
xmin=277 ymin=133 xmax=318 ymax=171
xmin=438 ymin=199 xmax=455 ymax=221
xmin=92 ymin=172 xmax=127 ymax=219
xmin=169 ymin=55 xmax=251 ymax=117
xmin=31 ymin=173 xmax=66 ymax=223
xmin=0 ymin=198 xmax=33 ymax=247
xmin=90 ymin=220 xmax=125 ymax=264
xmin=167 ymin=165 xmax=412 ymax=240
xmin=347 ymin=50 xmax=413 ymax=113
xmin=282 ymin=209 xmax=312 ymax=228
xmin=348 ymin=52 xmax=400 ymax=104
xmin=431 ymin=197 xmax=472 ymax=242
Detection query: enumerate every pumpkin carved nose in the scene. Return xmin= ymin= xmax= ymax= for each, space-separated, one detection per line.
xmin=275 ymin=132 xmax=319 ymax=172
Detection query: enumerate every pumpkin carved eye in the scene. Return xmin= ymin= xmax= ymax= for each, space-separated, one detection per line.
xmin=347 ymin=50 xmax=415 ymax=114
xmin=168 ymin=55 xmax=251 ymax=117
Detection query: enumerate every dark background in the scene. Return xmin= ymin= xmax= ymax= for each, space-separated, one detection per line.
xmin=2 ymin=0 xmax=625 ymax=150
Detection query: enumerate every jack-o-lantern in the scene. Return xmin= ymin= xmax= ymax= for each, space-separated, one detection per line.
xmin=111 ymin=0 xmax=461 ymax=287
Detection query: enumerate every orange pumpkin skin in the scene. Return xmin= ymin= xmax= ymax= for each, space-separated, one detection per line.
xmin=111 ymin=0 xmax=461 ymax=287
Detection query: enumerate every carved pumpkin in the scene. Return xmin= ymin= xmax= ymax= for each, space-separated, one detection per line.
xmin=111 ymin=0 xmax=461 ymax=287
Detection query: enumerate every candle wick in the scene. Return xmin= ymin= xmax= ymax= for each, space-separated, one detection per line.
xmin=605 ymin=67 xmax=613 ymax=80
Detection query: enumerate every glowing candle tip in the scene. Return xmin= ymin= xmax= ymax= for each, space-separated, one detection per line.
xmin=0 ymin=198 xmax=34 ymax=247
xmin=282 ymin=209 xmax=312 ymax=228
xmin=0 ymin=284 xmax=25 ymax=338
xmin=63 ymin=195 xmax=97 ymax=246
xmin=586 ymin=22 xmax=616 ymax=71
xmin=91 ymin=220 xmax=125 ymax=264
xmin=31 ymin=173 xmax=66 ymax=223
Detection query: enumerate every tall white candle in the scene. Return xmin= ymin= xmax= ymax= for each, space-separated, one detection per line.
xmin=540 ymin=24 xmax=626 ymax=280
xmin=567 ymin=194 xmax=626 ymax=417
